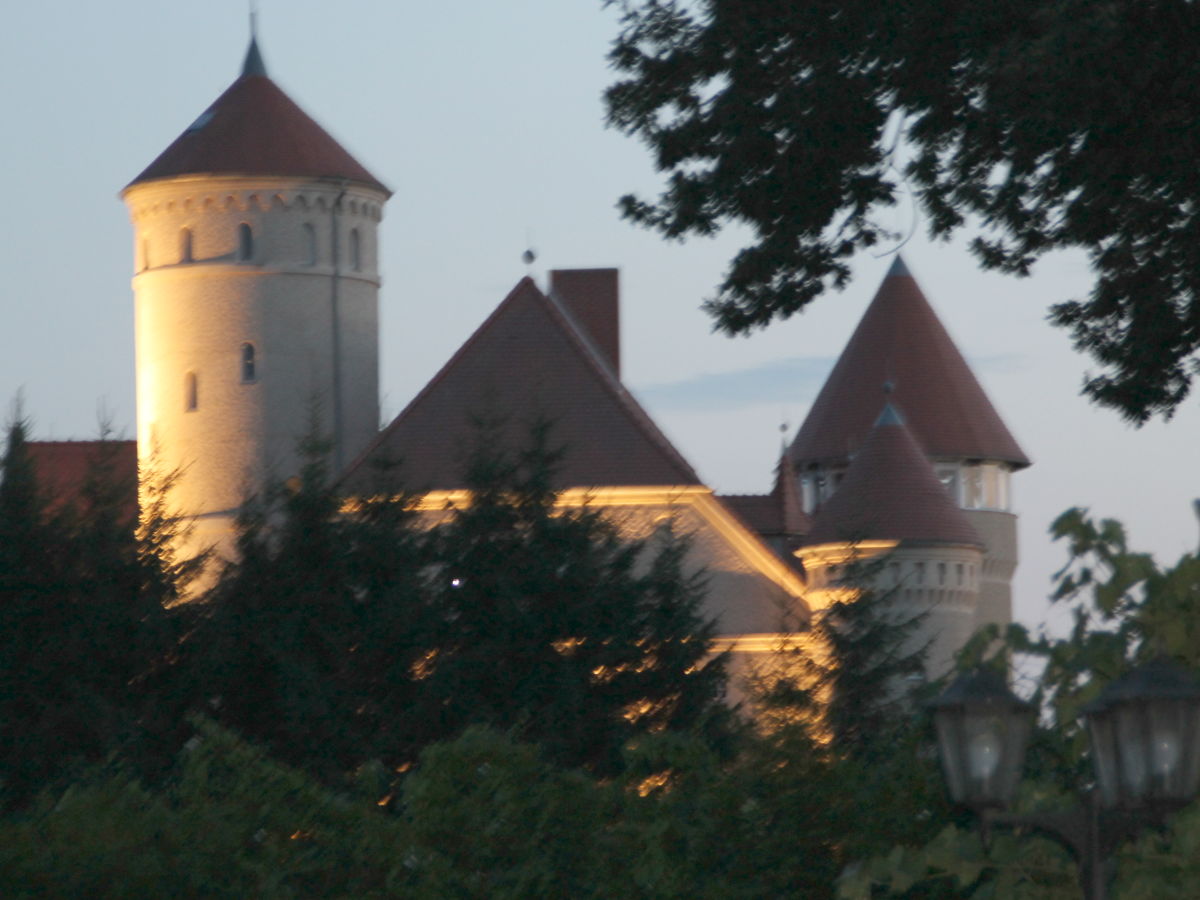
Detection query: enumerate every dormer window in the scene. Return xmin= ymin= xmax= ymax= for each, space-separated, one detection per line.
xmin=237 ymin=223 xmax=254 ymax=262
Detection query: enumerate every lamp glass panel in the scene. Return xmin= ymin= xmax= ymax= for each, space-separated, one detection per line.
xmin=934 ymin=714 xmax=968 ymax=804
xmin=1183 ymin=700 xmax=1200 ymax=799
xmin=1113 ymin=703 xmax=1149 ymax=800
xmin=1087 ymin=710 xmax=1121 ymax=807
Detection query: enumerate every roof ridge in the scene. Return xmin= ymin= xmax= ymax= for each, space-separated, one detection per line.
xmin=535 ymin=283 xmax=702 ymax=485
xmin=339 ymin=277 xmax=542 ymax=486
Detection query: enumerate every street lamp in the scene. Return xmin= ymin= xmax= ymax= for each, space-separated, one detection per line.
xmin=930 ymin=658 xmax=1200 ymax=900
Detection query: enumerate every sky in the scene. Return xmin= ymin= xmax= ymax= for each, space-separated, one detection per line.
xmin=2 ymin=1 xmax=1198 ymax=636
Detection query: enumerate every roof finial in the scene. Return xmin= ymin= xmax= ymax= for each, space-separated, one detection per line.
xmin=242 ymin=2 xmax=267 ymax=78
xmin=886 ymin=255 xmax=911 ymax=278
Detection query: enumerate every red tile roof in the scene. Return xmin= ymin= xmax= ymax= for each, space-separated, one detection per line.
xmin=789 ymin=258 xmax=1029 ymax=470
xmin=720 ymin=451 xmax=810 ymax=539
xmin=26 ymin=440 xmax=138 ymax=521
xmin=340 ymin=277 xmax=702 ymax=493
xmin=804 ymin=405 xmax=982 ymax=547
xmin=126 ymin=41 xmax=388 ymax=194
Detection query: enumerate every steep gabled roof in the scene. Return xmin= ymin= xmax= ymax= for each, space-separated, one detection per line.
xmin=789 ymin=257 xmax=1029 ymax=470
xmin=805 ymin=405 xmax=982 ymax=547
xmin=27 ymin=440 xmax=138 ymax=520
xmin=125 ymin=38 xmax=388 ymax=194
xmin=340 ymin=277 xmax=702 ymax=494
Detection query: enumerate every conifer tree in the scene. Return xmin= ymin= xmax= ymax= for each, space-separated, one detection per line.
xmin=184 ymin=420 xmax=432 ymax=776
xmin=412 ymin=421 xmax=731 ymax=773
xmin=0 ymin=417 xmax=185 ymax=803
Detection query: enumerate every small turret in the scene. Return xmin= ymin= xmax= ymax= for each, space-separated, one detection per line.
xmin=797 ymin=403 xmax=986 ymax=677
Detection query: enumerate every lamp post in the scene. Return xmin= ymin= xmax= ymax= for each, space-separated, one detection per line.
xmin=930 ymin=659 xmax=1200 ymax=900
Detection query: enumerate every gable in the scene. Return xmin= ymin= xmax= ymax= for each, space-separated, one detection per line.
xmin=342 ymin=278 xmax=702 ymax=494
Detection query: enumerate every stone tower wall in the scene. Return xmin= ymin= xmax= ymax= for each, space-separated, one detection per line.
xmin=124 ymin=176 xmax=387 ymax=562
xmin=800 ymin=542 xmax=984 ymax=680
xmin=962 ymin=507 xmax=1018 ymax=635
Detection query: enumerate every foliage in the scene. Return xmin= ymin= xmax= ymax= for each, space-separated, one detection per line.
xmin=840 ymin=506 xmax=1200 ymax=897
xmin=182 ymin=418 xmax=731 ymax=780
xmin=405 ymin=420 xmax=732 ymax=773
xmin=0 ymin=417 xmax=184 ymax=805
xmin=179 ymin=423 xmax=431 ymax=778
xmin=606 ymin=0 xmax=1200 ymax=422
xmin=0 ymin=717 xmax=408 ymax=899
xmin=755 ymin=551 xmax=930 ymax=754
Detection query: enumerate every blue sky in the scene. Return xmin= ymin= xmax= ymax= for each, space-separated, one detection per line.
xmin=3 ymin=1 xmax=1199 ymax=635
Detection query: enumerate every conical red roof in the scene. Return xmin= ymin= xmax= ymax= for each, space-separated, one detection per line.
xmin=805 ymin=405 xmax=982 ymax=547
xmin=340 ymin=277 xmax=702 ymax=494
xmin=126 ymin=39 xmax=388 ymax=194
xmin=789 ymin=258 xmax=1028 ymax=469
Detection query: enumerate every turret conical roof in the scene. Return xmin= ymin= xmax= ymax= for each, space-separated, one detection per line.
xmin=789 ymin=258 xmax=1028 ymax=469
xmin=125 ymin=38 xmax=388 ymax=194
xmin=805 ymin=404 xmax=983 ymax=547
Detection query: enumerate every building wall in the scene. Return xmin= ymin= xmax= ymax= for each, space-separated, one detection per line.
xmin=125 ymin=176 xmax=386 ymax=561
xmin=962 ymin=507 xmax=1017 ymax=634
xmin=408 ymin=487 xmax=811 ymax=708
xmin=798 ymin=541 xmax=985 ymax=680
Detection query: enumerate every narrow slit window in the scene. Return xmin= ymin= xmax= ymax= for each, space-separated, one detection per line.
xmin=180 ymin=227 xmax=193 ymax=263
xmin=241 ymin=343 xmax=256 ymax=383
xmin=141 ymin=238 xmax=150 ymax=271
xmin=237 ymin=223 xmax=254 ymax=262
xmin=303 ymin=222 xmax=317 ymax=265
xmin=185 ymin=372 xmax=198 ymax=411
xmin=349 ymin=227 xmax=361 ymax=271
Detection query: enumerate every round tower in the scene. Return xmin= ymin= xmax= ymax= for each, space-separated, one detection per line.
xmin=122 ymin=37 xmax=390 ymax=564
xmin=796 ymin=404 xmax=986 ymax=678
xmin=789 ymin=257 xmax=1028 ymax=640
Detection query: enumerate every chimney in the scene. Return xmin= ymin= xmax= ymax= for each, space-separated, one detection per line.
xmin=549 ymin=268 xmax=620 ymax=378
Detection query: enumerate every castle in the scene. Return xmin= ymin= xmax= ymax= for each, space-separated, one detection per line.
xmin=32 ymin=36 xmax=1027 ymax=683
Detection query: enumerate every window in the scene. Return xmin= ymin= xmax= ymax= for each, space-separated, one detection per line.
xmin=956 ymin=563 xmax=964 ymax=586
xmin=240 ymin=343 xmax=256 ymax=383
xmin=141 ymin=238 xmax=150 ymax=271
xmin=915 ymin=562 xmax=925 ymax=585
xmin=937 ymin=562 xmax=946 ymax=586
xmin=936 ymin=465 xmax=960 ymax=503
xmin=303 ymin=223 xmax=317 ymax=265
xmin=185 ymin=372 xmax=198 ymax=411
xmin=180 ymin=227 xmax=193 ymax=263
xmin=349 ymin=227 xmax=361 ymax=271
xmin=237 ymin=223 xmax=254 ymax=262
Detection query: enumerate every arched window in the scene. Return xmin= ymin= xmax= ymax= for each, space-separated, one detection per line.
xmin=349 ymin=227 xmax=361 ymax=271
xmin=237 ymin=223 xmax=254 ymax=262
xmin=240 ymin=343 xmax=256 ymax=383
xmin=180 ymin=227 xmax=193 ymax=263
xmin=185 ymin=372 xmax=198 ymax=411
xmin=303 ymin=222 xmax=317 ymax=265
